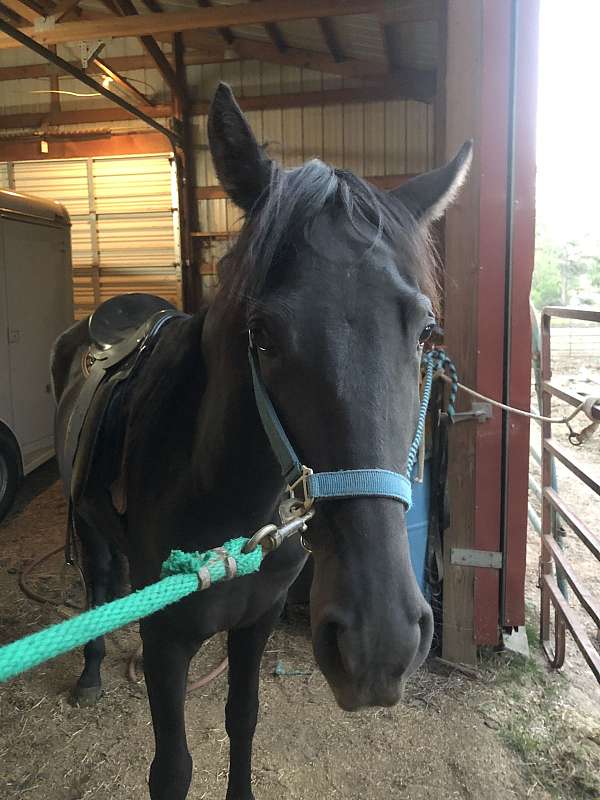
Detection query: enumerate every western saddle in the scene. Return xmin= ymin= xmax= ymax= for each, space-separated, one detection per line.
xmin=63 ymin=293 xmax=186 ymax=508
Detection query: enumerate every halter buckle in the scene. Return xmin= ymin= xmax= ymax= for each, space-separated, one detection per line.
xmin=283 ymin=465 xmax=314 ymax=520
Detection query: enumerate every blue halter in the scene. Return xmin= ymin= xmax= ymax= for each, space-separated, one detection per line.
xmin=248 ymin=342 xmax=454 ymax=512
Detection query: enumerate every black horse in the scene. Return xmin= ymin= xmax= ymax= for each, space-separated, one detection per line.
xmin=51 ymin=83 xmax=471 ymax=800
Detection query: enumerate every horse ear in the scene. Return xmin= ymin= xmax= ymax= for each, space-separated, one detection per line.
xmin=208 ymin=82 xmax=272 ymax=212
xmin=389 ymin=140 xmax=473 ymax=224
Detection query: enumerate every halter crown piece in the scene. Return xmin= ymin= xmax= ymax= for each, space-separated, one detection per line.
xmin=248 ymin=338 xmax=455 ymax=518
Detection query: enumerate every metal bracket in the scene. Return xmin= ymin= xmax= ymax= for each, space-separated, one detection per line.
xmin=451 ymin=402 xmax=492 ymax=424
xmin=80 ymin=41 xmax=105 ymax=69
xmin=451 ymin=548 xmax=503 ymax=569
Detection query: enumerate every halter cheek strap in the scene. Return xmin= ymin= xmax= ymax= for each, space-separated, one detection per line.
xmin=248 ymin=344 xmax=440 ymax=512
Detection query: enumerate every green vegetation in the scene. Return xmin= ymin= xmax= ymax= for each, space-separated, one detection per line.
xmin=532 ymin=231 xmax=600 ymax=310
xmin=479 ymin=620 xmax=600 ymax=800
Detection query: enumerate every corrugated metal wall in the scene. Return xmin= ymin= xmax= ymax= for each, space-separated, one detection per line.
xmin=0 ymin=41 xmax=434 ymax=302
xmin=0 ymin=154 xmax=180 ymax=317
xmin=190 ymin=63 xmax=434 ymax=290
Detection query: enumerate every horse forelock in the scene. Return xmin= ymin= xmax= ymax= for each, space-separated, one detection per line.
xmin=216 ymin=159 xmax=440 ymax=315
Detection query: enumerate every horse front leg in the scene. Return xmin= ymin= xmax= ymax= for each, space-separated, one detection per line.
xmin=141 ymin=617 xmax=201 ymax=800
xmin=225 ymin=599 xmax=285 ymax=800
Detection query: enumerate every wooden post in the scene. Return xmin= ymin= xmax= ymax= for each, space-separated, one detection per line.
xmin=172 ymin=32 xmax=202 ymax=312
xmin=442 ymin=0 xmax=538 ymax=662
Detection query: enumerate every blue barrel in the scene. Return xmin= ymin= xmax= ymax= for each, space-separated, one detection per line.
xmin=406 ymin=462 xmax=430 ymax=595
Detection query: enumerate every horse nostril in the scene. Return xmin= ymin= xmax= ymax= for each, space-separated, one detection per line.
xmin=318 ymin=616 xmax=357 ymax=678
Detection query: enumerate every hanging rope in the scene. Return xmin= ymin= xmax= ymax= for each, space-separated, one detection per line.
xmin=429 ymin=349 xmax=599 ymax=438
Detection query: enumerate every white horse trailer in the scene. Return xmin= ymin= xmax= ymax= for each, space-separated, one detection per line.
xmin=0 ymin=189 xmax=73 ymax=520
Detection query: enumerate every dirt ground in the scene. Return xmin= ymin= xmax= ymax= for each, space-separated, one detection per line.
xmin=1 ymin=352 xmax=599 ymax=800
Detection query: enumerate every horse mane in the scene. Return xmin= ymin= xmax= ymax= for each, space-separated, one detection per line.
xmin=217 ymin=159 xmax=440 ymax=313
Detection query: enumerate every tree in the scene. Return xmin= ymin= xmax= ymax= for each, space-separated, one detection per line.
xmin=556 ymin=241 xmax=587 ymax=304
xmin=532 ymin=234 xmax=562 ymax=309
xmin=584 ymin=254 xmax=600 ymax=289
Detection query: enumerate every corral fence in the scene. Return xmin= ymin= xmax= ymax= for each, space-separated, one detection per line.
xmin=538 ymin=307 xmax=600 ymax=682
xmin=549 ymin=323 xmax=600 ymax=360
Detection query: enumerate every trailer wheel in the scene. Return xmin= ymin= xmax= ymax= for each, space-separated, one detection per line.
xmin=0 ymin=431 xmax=20 ymax=523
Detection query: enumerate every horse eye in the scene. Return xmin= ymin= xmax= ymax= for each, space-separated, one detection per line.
xmin=419 ymin=324 xmax=434 ymax=345
xmin=250 ymin=327 xmax=272 ymax=353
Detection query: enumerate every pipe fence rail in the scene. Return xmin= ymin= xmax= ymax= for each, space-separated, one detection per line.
xmin=539 ymin=306 xmax=600 ymax=683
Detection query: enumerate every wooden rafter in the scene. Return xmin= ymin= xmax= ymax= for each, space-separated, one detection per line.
xmin=196 ymin=0 xmax=235 ymax=46
xmin=0 ymin=76 xmax=436 ymax=131
xmin=380 ymin=22 xmax=397 ymax=70
xmin=0 ymin=0 xmax=384 ymax=49
xmin=262 ymin=21 xmax=287 ymax=53
xmin=0 ymin=42 xmax=403 ymax=82
xmin=231 ymin=37 xmax=382 ymax=76
xmin=317 ymin=17 xmax=344 ymax=62
xmin=92 ymin=55 xmax=155 ymax=106
xmin=1 ymin=0 xmax=48 ymax=22
xmin=112 ymin=0 xmax=181 ymax=103
xmin=52 ymin=0 xmax=81 ymax=23
xmin=0 ymin=2 xmax=23 ymax=23
xmin=249 ymin=0 xmax=287 ymax=53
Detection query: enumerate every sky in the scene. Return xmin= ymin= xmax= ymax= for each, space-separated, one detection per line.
xmin=536 ymin=0 xmax=600 ymax=244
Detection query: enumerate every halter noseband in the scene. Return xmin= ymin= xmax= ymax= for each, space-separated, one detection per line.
xmin=248 ymin=338 xmax=447 ymax=517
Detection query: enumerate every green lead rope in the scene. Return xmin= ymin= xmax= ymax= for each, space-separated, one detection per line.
xmin=0 ymin=537 xmax=263 ymax=684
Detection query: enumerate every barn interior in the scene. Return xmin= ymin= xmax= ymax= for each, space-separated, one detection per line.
xmin=0 ymin=0 xmax=540 ymax=665
xmin=2 ymin=2 xmax=600 ymax=798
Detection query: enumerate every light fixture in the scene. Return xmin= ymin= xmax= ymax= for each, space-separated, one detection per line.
xmin=101 ymin=75 xmax=113 ymax=89
xmin=40 ymin=139 xmax=49 ymax=154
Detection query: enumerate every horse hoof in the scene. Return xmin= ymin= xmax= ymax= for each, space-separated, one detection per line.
xmin=71 ymin=685 xmax=103 ymax=706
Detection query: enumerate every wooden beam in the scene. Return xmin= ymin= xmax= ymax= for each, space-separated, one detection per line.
xmin=196 ymin=174 xmax=412 ymax=199
xmin=262 ymin=21 xmax=287 ymax=53
xmin=249 ymin=0 xmax=287 ymax=53
xmin=0 ymin=16 xmax=177 ymax=141
xmin=1 ymin=0 xmax=45 ymax=22
xmin=0 ymin=76 xmax=435 ymax=130
xmin=0 ymin=1 xmax=26 ymax=23
xmin=318 ymin=17 xmax=344 ymax=62
xmin=51 ymin=0 xmax=80 ymax=23
xmin=196 ymin=0 xmax=235 ymax=46
xmin=0 ymin=40 xmax=403 ymax=83
xmin=0 ymin=103 xmax=172 ymax=128
xmin=0 ymin=131 xmax=170 ymax=160
xmin=231 ymin=37 xmax=388 ymax=77
xmin=0 ymin=50 xmax=206 ymax=80
xmin=93 ymin=56 xmax=155 ymax=106
xmin=380 ymin=23 xmax=396 ymax=70
xmin=0 ymin=0 xmax=384 ymax=48
xmin=219 ymin=75 xmax=435 ymax=108
xmin=113 ymin=0 xmax=181 ymax=101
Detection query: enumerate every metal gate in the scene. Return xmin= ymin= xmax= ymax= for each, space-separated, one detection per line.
xmin=539 ymin=306 xmax=600 ymax=682
xmin=2 ymin=154 xmax=181 ymax=317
